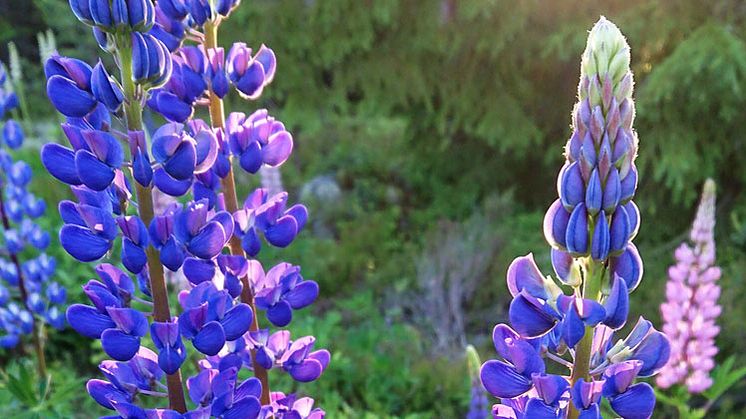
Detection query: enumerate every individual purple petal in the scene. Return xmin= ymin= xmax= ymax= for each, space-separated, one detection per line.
xmin=624 ymin=201 xmax=640 ymax=241
xmin=524 ymin=399 xmax=560 ymax=419
xmin=220 ymin=303 xmax=252 ymax=341
xmin=585 ymin=169 xmax=602 ymax=216
xmin=46 ymin=75 xmax=97 ymax=117
xmin=543 ymin=199 xmax=570 ymax=249
xmin=187 ymin=221 xmax=226 ymax=259
xmin=87 ymin=379 xmax=131 ymax=410
xmin=609 ymin=244 xmax=643 ymax=291
xmin=620 ymin=166 xmax=637 ymax=202
xmin=261 ymin=131 xmax=293 ymax=167
xmin=106 ymin=307 xmax=148 ymax=336
xmin=285 ymin=281 xmax=319 ymax=309
xmin=590 ymin=213 xmax=610 ymax=261
xmin=559 ymin=162 xmax=584 ymax=210
xmin=223 ymin=397 xmax=261 ymax=419
xmin=67 ymin=303 xmax=116 ymax=338
xmin=288 ymin=358 xmax=323 ymax=382
xmin=603 ymin=167 xmax=621 ymax=212
xmin=266 ymin=300 xmax=293 ymax=327
xmin=101 ymin=329 xmax=141 ymax=361
xmin=309 ymin=349 xmax=331 ymax=371
xmin=183 ymin=257 xmax=216 ymax=285
xmin=255 ymin=45 xmax=276 ymax=83
xmin=565 ymin=203 xmax=589 ymax=255
xmin=41 ymin=143 xmax=82 ymax=185
xmin=506 ymin=254 xmax=548 ymax=299
xmin=609 ymin=206 xmax=630 ymax=254
xmin=234 ymin=61 xmax=265 ymax=100
xmin=286 ymin=204 xmax=308 ymax=231
xmin=161 ymin=237 xmax=186 ymax=271
xmin=550 ymin=248 xmax=574 ymax=284
xmin=234 ymin=377 xmax=262 ymax=401
xmin=75 ymin=149 xmax=116 ymax=191
xmin=509 ymin=291 xmax=558 ymax=338
xmin=264 ymin=215 xmax=298 ymax=248
xmin=193 ymin=320 xmax=226 ymax=356
xmin=480 ymin=360 xmax=532 ymax=399
xmin=164 ymin=141 xmax=197 ymax=180
xmin=154 ymin=168 xmax=192 ymax=196
xmin=122 ymin=238 xmax=148 ymax=273
xmin=59 ymin=224 xmax=112 ymax=262
xmin=609 ymin=382 xmax=655 ymax=419
xmin=241 ymin=228 xmax=261 ymax=256
xmin=630 ymin=331 xmax=671 ymax=377
xmin=532 ymin=373 xmax=569 ymax=406
xmin=603 ymin=275 xmax=629 ymax=329
xmin=603 ymin=360 xmax=643 ymax=396
xmin=239 ymin=142 xmax=263 ymax=173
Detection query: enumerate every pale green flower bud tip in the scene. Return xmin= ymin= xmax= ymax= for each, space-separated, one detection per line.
xmin=581 ymin=16 xmax=631 ymax=81
xmin=465 ymin=345 xmax=481 ymax=378
xmin=703 ymin=178 xmax=716 ymax=196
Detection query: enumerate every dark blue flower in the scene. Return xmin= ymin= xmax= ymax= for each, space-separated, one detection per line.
xmin=2 ymin=119 xmax=23 ymax=149
xmin=480 ymin=324 xmax=544 ymax=399
xmin=45 ymin=54 xmax=97 ymax=117
xmin=234 ymin=188 xmax=307 ymax=256
xmin=254 ymin=262 xmax=319 ymax=327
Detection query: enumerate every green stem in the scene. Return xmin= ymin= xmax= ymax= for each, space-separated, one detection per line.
xmin=0 ymin=183 xmax=47 ymax=378
xmin=567 ymin=257 xmax=603 ymax=419
xmin=117 ymin=35 xmax=187 ymax=413
xmin=203 ymin=20 xmax=272 ymax=405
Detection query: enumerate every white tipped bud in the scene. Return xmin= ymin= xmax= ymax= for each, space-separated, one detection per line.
xmin=581 ymin=17 xmax=631 ymax=87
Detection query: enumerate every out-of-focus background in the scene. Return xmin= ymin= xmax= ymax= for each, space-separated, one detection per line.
xmin=1 ymin=0 xmax=746 ymax=417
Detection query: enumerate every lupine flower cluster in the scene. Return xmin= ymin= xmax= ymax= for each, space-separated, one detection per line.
xmin=479 ymin=18 xmax=670 ymax=419
xmin=41 ymin=0 xmax=327 ymax=416
xmin=657 ymin=179 xmax=721 ymax=393
xmin=0 ymin=62 xmax=64 ymax=372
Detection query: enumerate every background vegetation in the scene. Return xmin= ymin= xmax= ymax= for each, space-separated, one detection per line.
xmin=1 ymin=0 xmax=746 ymax=417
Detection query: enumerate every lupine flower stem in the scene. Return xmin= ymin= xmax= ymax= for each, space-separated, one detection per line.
xmin=568 ymin=258 xmax=603 ymax=419
xmin=115 ymin=33 xmax=187 ymax=413
xmin=203 ymin=19 xmax=272 ymax=406
xmin=0 ymin=187 xmax=47 ymax=377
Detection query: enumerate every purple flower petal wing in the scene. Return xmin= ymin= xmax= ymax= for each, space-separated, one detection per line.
xmin=41 ymin=144 xmax=82 ymax=185
xmin=101 ymin=328 xmax=141 ymax=361
xmin=193 ymin=320 xmax=225 ymax=356
xmin=60 ymin=224 xmax=112 ymax=262
xmin=609 ymin=383 xmax=655 ymax=419
xmin=220 ymin=303 xmax=253 ymax=341
xmin=67 ymin=303 xmax=116 ymax=338
xmin=480 ymin=359 xmax=532 ymax=399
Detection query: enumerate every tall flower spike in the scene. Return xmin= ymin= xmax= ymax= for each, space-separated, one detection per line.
xmin=657 ymin=180 xmax=721 ymax=393
xmin=481 ymin=17 xmax=669 ymax=419
xmin=45 ymin=0 xmax=328 ymax=414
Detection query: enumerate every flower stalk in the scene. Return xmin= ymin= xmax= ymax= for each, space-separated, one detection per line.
xmin=202 ymin=18 xmax=272 ymax=405
xmin=116 ymin=33 xmax=187 ymax=413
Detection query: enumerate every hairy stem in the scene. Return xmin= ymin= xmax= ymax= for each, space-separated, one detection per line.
xmin=0 ymin=180 xmax=47 ymax=378
xmin=568 ymin=257 xmax=603 ymax=419
xmin=203 ymin=20 xmax=272 ymax=405
xmin=117 ymin=35 xmax=187 ymax=413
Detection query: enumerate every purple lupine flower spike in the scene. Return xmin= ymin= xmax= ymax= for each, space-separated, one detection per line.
xmin=657 ymin=179 xmax=721 ymax=393
xmin=480 ymin=17 xmax=669 ymax=419
xmin=47 ymin=0 xmax=327 ymax=414
xmin=0 ymin=71 xmax=65 ymax=360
